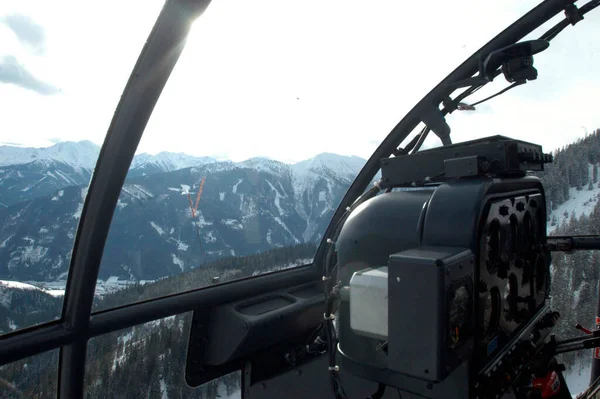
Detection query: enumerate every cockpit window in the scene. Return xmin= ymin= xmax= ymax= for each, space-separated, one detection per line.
xmin=0 ymin=1 xmax=164 ymax=336
xmin=90 ymin=0 xmax=560 ymax=311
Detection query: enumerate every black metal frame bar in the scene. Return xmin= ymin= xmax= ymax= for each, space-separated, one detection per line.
xmin=54 ymin=1 xmax=211 ymax=395
xmin=0 ymin=0 xmax=591 ymax=398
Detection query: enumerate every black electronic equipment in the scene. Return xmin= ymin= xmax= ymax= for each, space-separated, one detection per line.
xmin=379 ymin=135 xmax=552 ymax=187
xmin=334 ymin=135 xmax=561 ymax=399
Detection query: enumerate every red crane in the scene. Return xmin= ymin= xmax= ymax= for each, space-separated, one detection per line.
xmin=187 ymin=176 xmax=206 ymax=218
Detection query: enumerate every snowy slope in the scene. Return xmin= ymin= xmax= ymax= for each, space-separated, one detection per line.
xmin=0 ymin=280 xmax=63 ymax=297
xmin=548 ymin=163 xmax=600 ymax=234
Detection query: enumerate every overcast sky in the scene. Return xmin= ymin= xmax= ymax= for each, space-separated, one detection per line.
xmin=0 ymin=0 xmax=599 ymax=163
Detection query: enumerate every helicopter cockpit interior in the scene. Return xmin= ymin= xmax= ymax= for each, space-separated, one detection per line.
xmin=1 ymin=1 xmax=600 ymax=398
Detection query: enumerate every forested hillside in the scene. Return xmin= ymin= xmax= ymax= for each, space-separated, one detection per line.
xmin=1 ymin=243 xmax=316 ymax=398
xmin=535 ymin=130 xmax=600 ymax=214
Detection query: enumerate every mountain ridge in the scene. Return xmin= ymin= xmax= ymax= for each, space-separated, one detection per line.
xmin=0 ymin=140 xmax=367 ymax=171
xmin=0 ymin=148 xmax=367 ymax=281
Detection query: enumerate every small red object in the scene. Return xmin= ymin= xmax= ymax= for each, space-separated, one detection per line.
xmin=576 ymin=323 xmax=593 ymax=335
xmin=532 ymin=371 xmax=561 ymax=398
xmin=457 ymin=102 xmax=476 ymax=111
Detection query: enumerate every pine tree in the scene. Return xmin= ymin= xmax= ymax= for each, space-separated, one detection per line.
xmin=149 ymin=378 xmax=162 ymax=398
xmin=589 ymin=180 xmax=594 ymax=191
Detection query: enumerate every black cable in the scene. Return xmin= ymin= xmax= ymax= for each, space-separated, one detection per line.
xmin=365 ymin=383 xmax=386 ymax=399
xmin=453 ymin=83 xmax=484 ymax=105
xmin=469 ymin=80 xmax=525 ymax=107
xmin=411 ymin=127 xmax=431 ymax=154
xmin=393 ymin=131 xmax=422 ymax=156
xmin=439 ymin=0 xmax=600 ymax=121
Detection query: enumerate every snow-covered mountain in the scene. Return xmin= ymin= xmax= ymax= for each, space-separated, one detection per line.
xmin=128 ymin=152 xmax=217 ymax=177
xmin=291 ymin=152 xmax=366 ymax=179
xmin=0 ymin=145 xmax=368 ymax=281
xmin=0 ymin=141 xmax=100 ymax=170
xmin=0 ymin=141 xmax=218 ymax=178
xmin=0 ymin=159 xmax=92 ymax=207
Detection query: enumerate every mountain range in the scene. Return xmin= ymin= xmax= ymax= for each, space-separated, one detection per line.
xmin=0 ymin=141 xmax=367 ymax=281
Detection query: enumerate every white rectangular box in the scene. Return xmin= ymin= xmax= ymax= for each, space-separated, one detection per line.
xmin=349 ymin=266 xmax=388 ymax=340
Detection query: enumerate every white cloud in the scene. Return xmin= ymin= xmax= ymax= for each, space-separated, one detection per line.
xmin=0 ymin=0 xmax=599 ymax=161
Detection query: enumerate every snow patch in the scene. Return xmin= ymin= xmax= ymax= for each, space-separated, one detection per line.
xmin=39 ymin=227 xmax=49 ymax=234
xmin=160 ymin=379 xmax=168 ymax=399
xmin=0 ymin=280 xmax=64 ymax=297
xmin=266 ymin=229 xmax=272 ymax=244
xmin=122 ymin=184 xmax=153 ymax=200
xmin=150 ymin=221 xmax=165 ymax=236
xmin=168 ymin=187 xmax=180 ymax=192
xmin=8 ymin=245 xmax=49 ymax=269
xmin=177 ymin=241 xmax=189 ymax=251
xmin=273 ymin=217 xmax=300 ymax=243
xmin=195 ymin=211 xmax=213 ymax=227
xmin=318 ymin=190 xmax=327 ymax=202
xmin=0 ymin=234 xmax=13 ymax=248
xmin=72 ymin=187 xmax=88 ymax=219
xmin=55 ymin=170 xmax=74 ymax=184
xmin=180 ymin=184 xmax=190 ymax=194
xmin=221 ymin=219 xmax=243 ymax=230
xmin=205 ymin=231 xmax=217 ymax=243
xmin=232 ymin=179 xmax=243 ymax=194
xmin=171 ymin=254 xmax=184 ymax=271
xmin=134 ymin=184 xmax=153 ymax=198
xmin=117 ymin=199 xmax=128 ymax=209
xmin=20 ymin=176 xmax=47 ymax=191
xmin=220 ymin=192 xmax=225 ymax=201
xmin=320 ymin=204 xmax=332 ymax=217
xmin=44 ymin=289 xmax=65 ymax=297
xmin=8 ymin=319 xmax=17 ymax=330
xmin=0 ymin=280 xmax=40 ymax=290
xmin=266 ymin=179 xmax=285 ymax=216
xmin=51 ymin=190 xmax=64 ymax=201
